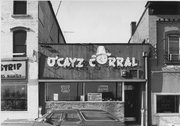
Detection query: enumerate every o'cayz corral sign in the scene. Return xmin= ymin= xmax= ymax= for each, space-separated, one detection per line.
xmin=47 ymin=46 xmax=138 ymax=68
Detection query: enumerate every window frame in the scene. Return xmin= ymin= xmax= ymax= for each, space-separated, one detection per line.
xmin=168 ymin=35 xmax=180 ymax=55
xmin=154 ymin=93 xmax=180 ymax=115
xmin=12 ymin=29 xmax=27 ymax=57
xmin=165 ymin=31 xmax=180 ymax=63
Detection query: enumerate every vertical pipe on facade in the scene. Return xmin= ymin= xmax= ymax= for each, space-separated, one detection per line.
xmin=122 ymin=82 xmax=125 ymax=102
xmin=141 ymin=88 xmax=144 ymax=126
xmin=83 ymin=83 xmax=86 ymax=101
xmin=143 ymin=52 xmax=148 ymax=126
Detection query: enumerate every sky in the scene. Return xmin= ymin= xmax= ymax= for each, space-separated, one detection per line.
xmin=51 ymin=0 xmax=148 ymax=43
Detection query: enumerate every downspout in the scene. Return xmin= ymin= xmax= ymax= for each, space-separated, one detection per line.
xmin=143 ymin=52 xmax=148 ymax=126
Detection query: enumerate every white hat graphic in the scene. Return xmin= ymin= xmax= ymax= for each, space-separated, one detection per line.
xmin=92 ymin=46 xmax=111 ymax=58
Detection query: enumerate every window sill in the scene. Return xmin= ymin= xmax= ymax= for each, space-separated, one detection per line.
xmin=46 ymin=101 xmax=124 ymax=103
xmin=11 ymin=14 xmax=31 ymax=19
xmin=1 ymin=110 xmax=28 ymax=112
xmin=154 ymin=113 xmax=180 ymax=116
xmin=165 ymin=61 xmax=180 ymax=65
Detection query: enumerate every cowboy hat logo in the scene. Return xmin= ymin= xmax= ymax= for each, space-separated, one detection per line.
xmin=92 ymin=46 xmax=111 ymax=64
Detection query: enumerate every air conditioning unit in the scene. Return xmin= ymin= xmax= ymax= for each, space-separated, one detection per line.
xmin=121 ymin=69 xmax=143 ymax=79
xmin=169 ymin=54 xmax=180 ymax=61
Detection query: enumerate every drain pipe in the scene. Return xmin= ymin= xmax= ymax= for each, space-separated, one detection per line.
xmin=141 ymin=91 xmax=144 ymax=126
xmin=143 ymin=52 xmax=148 ymax=126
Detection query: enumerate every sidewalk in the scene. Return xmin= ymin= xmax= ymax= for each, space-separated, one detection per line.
xmin=1 ymin=119 xmax=34 ymax=126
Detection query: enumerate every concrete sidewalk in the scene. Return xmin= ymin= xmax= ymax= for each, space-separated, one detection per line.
xmin=1 ymin=119 xmax=34 ymax=126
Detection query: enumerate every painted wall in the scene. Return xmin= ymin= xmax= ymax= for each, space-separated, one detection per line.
xmin=1 ymin=0 xmax=39 ymax=122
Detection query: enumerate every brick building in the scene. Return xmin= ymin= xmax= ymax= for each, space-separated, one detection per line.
xmin=1 ymin=0 xmax=65 ymax=122
xmin=129 ymin=1 xmax=180 ymax=126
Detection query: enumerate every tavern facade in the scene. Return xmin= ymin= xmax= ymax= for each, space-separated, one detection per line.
xmin=38 ymin=43 xmax=151 ymax=126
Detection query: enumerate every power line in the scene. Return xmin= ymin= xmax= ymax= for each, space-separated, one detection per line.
xmin=45 ymin=0 xmax=62 ymax=43
xmin=55 ymin=0 xmax=62 ymax=16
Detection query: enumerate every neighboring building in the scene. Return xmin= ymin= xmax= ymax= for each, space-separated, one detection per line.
xmin=1 ymin=0 xmax=65 ymax=122
xmin=129 ymin=1 xmax=180 ymax=126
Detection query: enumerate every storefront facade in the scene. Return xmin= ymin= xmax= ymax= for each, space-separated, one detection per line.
xmin=38 ymin=44 xmax=150 ymax=125
xmin=1 ymin=59 xmax=39 ymax=122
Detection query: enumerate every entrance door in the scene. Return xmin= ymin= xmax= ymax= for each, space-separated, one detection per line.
xmin=124 ymin=83 xmax=141 ymax=124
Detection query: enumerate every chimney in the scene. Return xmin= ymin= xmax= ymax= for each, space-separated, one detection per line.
xmin=131 ymin=21 xmax=136 ymax=36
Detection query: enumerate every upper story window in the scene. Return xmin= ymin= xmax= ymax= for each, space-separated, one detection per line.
xmin=13 ymin=1 xmax=27 ymax=15
xmin=168 ymin=35 xmax=180 ymax=61
xmin=13 ymin=30 xmax=27 ymax=57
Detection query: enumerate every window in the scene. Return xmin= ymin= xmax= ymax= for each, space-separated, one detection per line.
xmin=168 ymin=35 xmax=180 ymax=61
xmin=45 ymin=82 xmax=123 ymax=102
xmin=1 ymin=85 xmax=27 ymax=111
xmin=46 ymin=83 xmax=82 ymax=101
xmin=13 ymin=30 xmax=27 ymax=57
xmin=13 ymin=1 xmax=27 ymax=15
xmin=85 ymin=82 xmax=122 ymax=101
xmin=156 ymin=95 xmax=180 ymax=113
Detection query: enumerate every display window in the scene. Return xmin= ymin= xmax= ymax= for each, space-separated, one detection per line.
xmin=46 ymin=83 xmax=83 ymax=101
xmin=85 ymin=82 xmax=122 ymax=101
xmin=1 ymin=84 xmax=27 ymax=111
xmin=45 ymin=82 xmax=123 ymax=102
xmin=155 ymin=94 xmax=180 ymax=114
